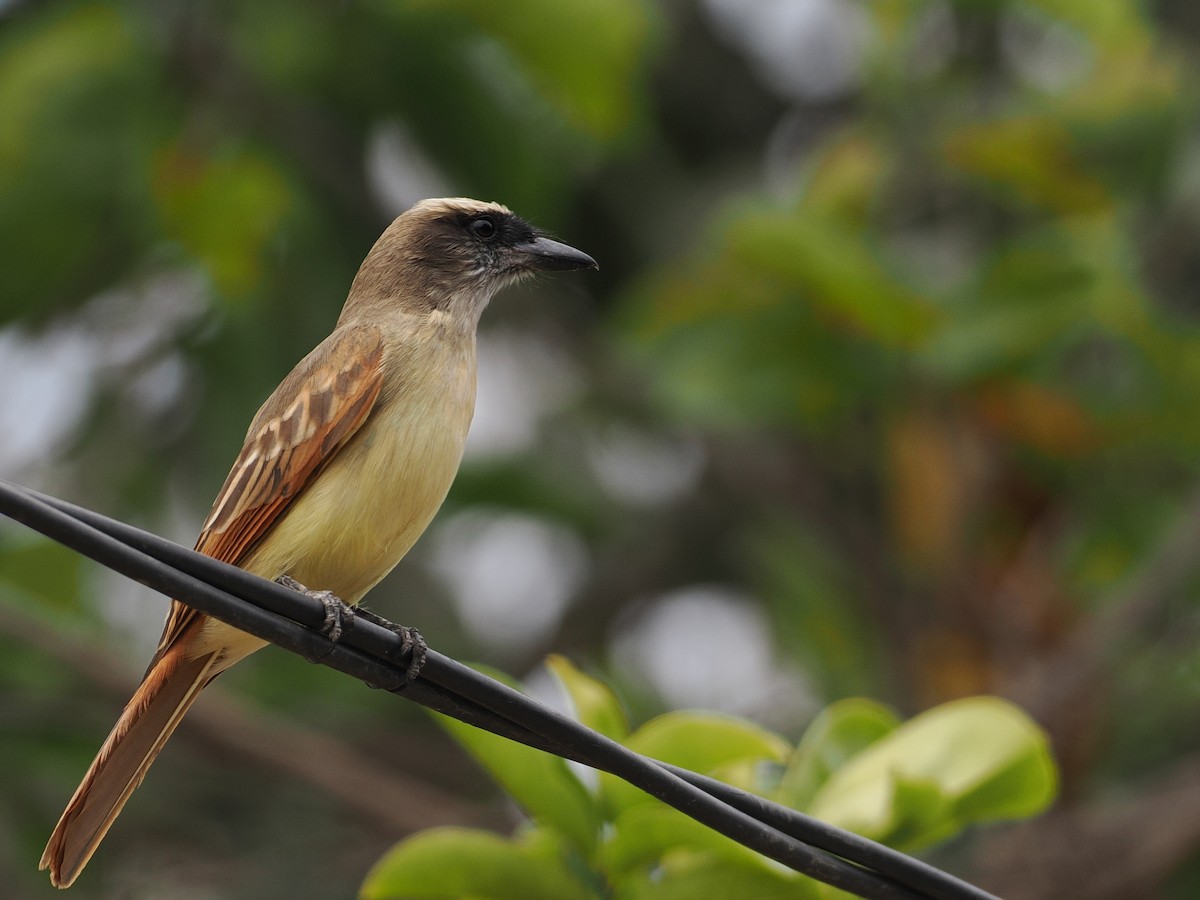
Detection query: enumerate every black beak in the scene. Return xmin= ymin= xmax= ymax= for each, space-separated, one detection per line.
xmin=512 ymin=236 xmax=598 ymax=272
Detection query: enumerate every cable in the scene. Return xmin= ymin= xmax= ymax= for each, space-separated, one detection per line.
xmin=19 ymin=487 xmax=995 ymax=899
xmin=0 ymin=481 xmax=998 ymax=900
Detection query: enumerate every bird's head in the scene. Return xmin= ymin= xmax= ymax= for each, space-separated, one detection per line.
xmin=344 ymin=198 xmax=596 ymax=327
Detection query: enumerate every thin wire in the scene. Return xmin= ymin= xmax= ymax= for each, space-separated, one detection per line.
xmin=0 ymin=481 xmax=998 ymax=900
xmin=19 ymin=488 xmax=993 ymax=900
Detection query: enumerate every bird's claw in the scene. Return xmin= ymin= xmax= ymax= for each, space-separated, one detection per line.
xmin=276 ymin=574 xmax=353 ymax=656
xmin=274 ymin=576 xmax=425 ymax=682
xmin=351 ymin=606 xmax=427 ymax=685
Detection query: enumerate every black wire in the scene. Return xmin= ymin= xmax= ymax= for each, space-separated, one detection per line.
xmin=22 ymin=488 xmax=993 ymax=900
xmin=1 ymin=485 xmax=911 ymax=900
xmin=0 ymin=481 xmax=998 ymax=900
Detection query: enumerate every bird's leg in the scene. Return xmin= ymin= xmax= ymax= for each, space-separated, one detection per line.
xmin=276 ymin=574 xmax=352 ymax=644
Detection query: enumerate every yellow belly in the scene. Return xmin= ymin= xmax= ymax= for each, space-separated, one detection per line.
xmin=196 ymin=331 xmax=476 ymax=662
xmin=250 ymin=406 xmax=470 ymax=597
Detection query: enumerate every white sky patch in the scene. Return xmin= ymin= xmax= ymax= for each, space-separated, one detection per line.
xmin=585 ymin=425 xmax=705 ymax=507
xmin=0 ymin=327 xmax=98 ymax=473
xmin=124 ymin=353 xmax=191 ymax=424
xmin=704 ymin=0 xmax=870 ymax=101
xmin=465 ymin=329 xmax=581 ymax=461
xmin=91 ymin=486 xmax=209 ymax=654
xmin=428 ymin=509 xmax=589 ymax=657
xmin=1000 ymin=6 xmax=1094 ymax=94
xmin=0 ymin=268 xmax=207 ymax=478
xmin=612 ymin=586 xmax=814 ymax=722
xmin=366 ymin=120 xmax=455 ymax=218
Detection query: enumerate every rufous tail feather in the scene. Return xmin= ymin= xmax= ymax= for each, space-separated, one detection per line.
xmin=40 ymin=648 xmax=219 ymax=888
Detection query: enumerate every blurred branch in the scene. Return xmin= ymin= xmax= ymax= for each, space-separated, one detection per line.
xmin=0 ymin=602 xmax=486 ymax=835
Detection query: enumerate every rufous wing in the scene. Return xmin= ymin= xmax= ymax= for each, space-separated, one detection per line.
xmin=149 ymin=323 xmax=386 ymax=667
xmin=42 ymin=324 xmax=388 ymax=887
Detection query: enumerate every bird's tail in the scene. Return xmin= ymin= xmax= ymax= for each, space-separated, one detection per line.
xmin=40 ymin=646 xmax=220 ymax=889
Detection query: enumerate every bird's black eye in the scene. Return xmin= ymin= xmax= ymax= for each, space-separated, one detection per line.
xmin=470 ymin=216 xmax=497 ymax=240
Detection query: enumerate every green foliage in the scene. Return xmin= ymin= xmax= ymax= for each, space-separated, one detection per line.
xmin=0 ymin=4 xmax=158 ymax=318
xmin=752 ymin=523 xmax=884 ymax=699
xmin=152 ymin=141 xmax=294 ymax=299
xmin=436 ymin=665 xmax=602 ymax=855
xmin=805 ymin=697 xmax=1057 ymax=851
xmin=547 ymin=653 xmax=628 ymax=741
xmin=361 ymin=827 xmax=593 ymax=900
xmin=599 ymin=710 xmax=790 ymax=816
xmin=777 ymin=699 xmax=901 ymax=811
xmin=363 ymin=660 xmax=1057 ymax=899
xmin=0 ymin=534 xmax=83 ymax=615
xmin=445 ymin=0 xmax=656 ymax=140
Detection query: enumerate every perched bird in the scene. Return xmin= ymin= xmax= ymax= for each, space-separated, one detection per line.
xmin=40 ymin=197 xmax=596 ymax=888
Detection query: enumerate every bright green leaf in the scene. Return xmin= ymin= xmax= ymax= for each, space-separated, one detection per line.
xmin=602 ymin=712 xmax=789 ymax=815
xmin=808 ymin=697 xmax=1057 ymax=850
xmin=601 ymin=803 xmax=765 ymax=876
xmin=884 ymin=774 xmax=953 ymax=850
xmin=435 ymin=666 xmax=600 ymax=854
xmin=777 ymin=699 xmax=900 ymax=811
xmin=547 ymin=654 xmax=628 ymax=741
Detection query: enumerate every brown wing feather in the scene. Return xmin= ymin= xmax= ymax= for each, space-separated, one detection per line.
xmin=149 ymin=324 xmax=386 ymax=666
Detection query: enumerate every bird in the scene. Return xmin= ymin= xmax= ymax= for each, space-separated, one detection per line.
xmin=40 ymin=197 xmax=596 ymax=888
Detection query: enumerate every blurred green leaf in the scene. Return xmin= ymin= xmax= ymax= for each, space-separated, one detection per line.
xmin=547 ymin=654 xmax=629 ymax=741
xmin=445 ymin=0 xmax=654 ymax=139
xmin=0 ymin=5 xmax=132 ymax=164
xmin=360 ymin=826 xmax=593 ymax=900
xmin=0 ymin=533 xmax=82 ymax=614
xmin=724 ymin=209 xmax=937 ymax=347
xmin=435 ymin=666 xmax=601 ymax=855
xmin=600 ymin=804 xmax=766 ymax=876
xmin=918 ymin=223 xmax=1121 ymax=381
xmin=153 ymin=141 xmax=293 ymax=298
xmin=0 ymin=3 xmax=157 ymax=318
xmin=944 ymin=117 xmax=1111 ymax=214
xmin=601 ymin=712 xmax=789 ymax=815
xmin=618 ymin=260 xmax=893 ymax=429
xmin=615 ymin=857 xmax=817 ymax=900
xmin=808 ymin=697 xmax=1058 ymax=850
xmin=777 ymin=699 xmax=900 ymax=811
xmin=1023 ymin=0 xmax=1147 ymax=51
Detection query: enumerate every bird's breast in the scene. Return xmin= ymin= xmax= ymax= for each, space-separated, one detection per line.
xmin=242 ymin=335 xmax=477 ymax=603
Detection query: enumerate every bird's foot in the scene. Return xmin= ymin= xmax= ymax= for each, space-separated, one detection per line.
xmin=354 ymin=606 xmax=428 ymax=685
xmin=276 ymin=574 xmax=352 ymax=645
xmin=273 ymin=577 xmax=425 ymax=683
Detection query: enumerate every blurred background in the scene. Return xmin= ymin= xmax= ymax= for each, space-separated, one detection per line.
xmin=2 ymin=0 xmax=1200 ymax=897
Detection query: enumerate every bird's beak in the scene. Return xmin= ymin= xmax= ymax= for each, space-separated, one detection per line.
xmin=512 ymin=236 xmax=598 ymax=272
